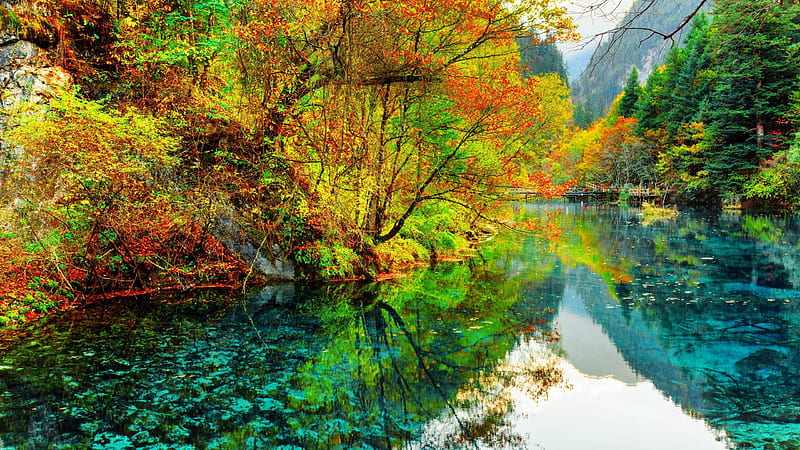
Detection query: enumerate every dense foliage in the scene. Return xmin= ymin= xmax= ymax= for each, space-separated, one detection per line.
xmin=560 ymin=0 xmax=800 ymax=207
xmin=3 ymin=0 xmax=799 ymax=326
xmin=0 ymin=0 xmax=577 ymax=323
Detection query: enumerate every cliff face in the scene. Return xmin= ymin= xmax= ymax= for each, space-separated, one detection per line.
xmin=0 ymin=30 xmax=71 ymax=143
xmin=570 ymin=0 xmax=708 ymax=119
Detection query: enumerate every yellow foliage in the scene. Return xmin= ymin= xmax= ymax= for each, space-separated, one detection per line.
xmin=373 ymin=238 xmax=430 ymax=271
xmin=6 ymin=89 xmax=179 ymax=204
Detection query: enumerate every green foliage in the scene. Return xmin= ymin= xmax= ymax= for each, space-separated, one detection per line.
xmin=400 ymin=204 xmax=471 ymax=255
xmin=294 ymin=240 xmax=360 ymax=280
xmin=0 ymin=6 xmax=22 ymax=30
xmin=3 ymin=89 xmax=187 ymax=293
xmin=618 ymin=187 xmax=631 ymax=202
xmin=7 ymin=88 xmax=178 ymax=191
xmin=573 ymin=100 xmax=599 ymax=129
xmin=121 ymin=0 xmax=236 ymax=73
xmin=589 ymin=1 xmax=800 ymax=207
xmin=700 ymin=0 xmax=800 ymax=202
xmin=618 ymin=67 xmax=642 ymax=118
xmin=372 ymin=238 xmax=431 ymax=271
xmin=743 ymin=149 xmax=800 ymax=206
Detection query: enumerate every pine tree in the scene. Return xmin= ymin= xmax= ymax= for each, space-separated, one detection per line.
xmin=668 ymin=13 xmax=712 ymax=128
xmin=634 ymin=13 xmax=712 ymax=139
xmin=573 ymin=101 xmax=599 ymax=129
xmin=618 ymin=67 xmax=642 ymax=117
xmin=702 ymin=0 xmax=800 ymax=201
xmin=516 ymin=36 xmax=568 ymax=81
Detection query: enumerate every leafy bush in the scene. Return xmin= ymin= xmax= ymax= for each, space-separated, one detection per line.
xmin=294 ymin=240 xmax=360 ymax=280
xmin=400 ymin=204 xmax=470 ymax=257
xmin=743 ymin=149 xmax=800 ymax=207
xmin=1 ymin=89 xmax=237 ymax=296
xmin=372 ymin=238 xmax=430 ymax=272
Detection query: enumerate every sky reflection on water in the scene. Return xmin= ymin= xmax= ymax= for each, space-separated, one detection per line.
xmin=413 ymin=259 xmax=732 ymax=450
xmin=516 ymin=266 xmax=731 ymax=450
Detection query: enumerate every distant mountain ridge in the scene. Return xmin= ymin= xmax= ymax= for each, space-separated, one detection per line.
xmin=571 ymin=0 xmax=711 ymax=122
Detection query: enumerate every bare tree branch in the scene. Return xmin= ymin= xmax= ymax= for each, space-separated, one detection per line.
xmin=581 ymin=0 xmax=710 ymax=76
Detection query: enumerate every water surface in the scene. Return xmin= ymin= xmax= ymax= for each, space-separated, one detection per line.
xmin=1 ymin=203 xmax=799 ymax=449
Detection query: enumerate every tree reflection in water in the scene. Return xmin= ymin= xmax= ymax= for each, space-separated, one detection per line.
xmin=295 ymin=262 xmax=565 ymax=449
xmin=517 ymin=203 xmax=800 ymax=449
xmin=412 ymin=342 xmax=566 ymax=449
xmin=16 ymin=203 xmax=800 ymax=448
xmin=0 ymin=267 xmax=566 ymax=449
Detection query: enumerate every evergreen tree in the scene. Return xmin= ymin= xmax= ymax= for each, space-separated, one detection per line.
xmin=668 ymin=13 xmax=712 ymax=129
xmin=634 ymin=63 xmax=669 ymax=132
xmin=702 ymin=0 xmax=800 ymax=202
xmin=516 ymin=36 xmax=568 ymax=81
xmin=618 ymin=67 xmax=642 ymax=117
xmin=573 ymin=101 xmax=599 ymax=129
xmin=634 ymin=13 xmax=712 ymax=139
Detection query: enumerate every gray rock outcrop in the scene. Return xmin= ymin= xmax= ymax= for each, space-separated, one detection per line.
xmin=213 ymin=213 xmax=296 ymax=281
xmin=0 ymin=31 xmax=72 ymax=143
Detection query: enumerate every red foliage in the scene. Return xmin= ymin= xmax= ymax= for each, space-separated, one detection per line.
xmin=528 ymin=171 xmax=576 ymax=198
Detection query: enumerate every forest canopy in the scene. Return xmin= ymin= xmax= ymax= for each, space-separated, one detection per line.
xmin=556 ymin=0 xmax=800 ymax=207
xmin=0 ymin=0 xmax=577 ymax=322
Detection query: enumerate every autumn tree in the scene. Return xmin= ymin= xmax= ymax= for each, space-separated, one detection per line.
xmin=550 ymin=125 xmax=601 ymax=185
xmin=216 ymin=0 xmax=577 ymax=273
xmin=3 ymin=0 xmax=578 ymax=284
xmin=3 ymin=90 xmax=237 ymax=294
xmin=589 ymin=116 xmax=653 ymax=187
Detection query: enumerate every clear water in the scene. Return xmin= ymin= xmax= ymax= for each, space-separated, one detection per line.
xmin=1 ymin=203 xmax=799 ymax=449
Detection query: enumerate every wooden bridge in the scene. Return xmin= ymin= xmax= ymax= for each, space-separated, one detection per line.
xmin=565 ymin=186 xmax=662 ymax=201
xmin=513 ymin=184 xmax=670 ymax=203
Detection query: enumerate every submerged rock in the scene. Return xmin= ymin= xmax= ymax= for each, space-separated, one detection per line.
xmin=735 ymin=348 xmax=786 ymax=376
xmin=247 ymin=284 xmax=297 ymax=306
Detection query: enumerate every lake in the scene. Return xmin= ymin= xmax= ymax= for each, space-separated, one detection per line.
xmin=1 ymin=202 xmax=799 ymax=449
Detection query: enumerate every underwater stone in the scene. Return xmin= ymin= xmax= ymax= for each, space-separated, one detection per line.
xmin=735 ymin=348 xmax=785 ymax=375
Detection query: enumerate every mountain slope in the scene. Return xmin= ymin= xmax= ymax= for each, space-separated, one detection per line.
xmin=571 ymin=0 xmax=710 ymax=122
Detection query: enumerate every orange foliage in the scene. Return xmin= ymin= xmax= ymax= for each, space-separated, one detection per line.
xmin=528 ymin=171 xmax=577 ymax=198
xmin=446 ymin=67 xmax=543 ymax=137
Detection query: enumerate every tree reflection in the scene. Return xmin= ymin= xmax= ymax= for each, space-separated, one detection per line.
xmin=420 ymin=346 xmax=566 ymax=449
xmin=289 ymin=263 xmax=565 ymax=449
xmin=520 ymin=203 xmax=800 ymax=450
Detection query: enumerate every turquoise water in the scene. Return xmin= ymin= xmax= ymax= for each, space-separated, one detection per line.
xmin=1 ymin=203 xmax=799 ymax=449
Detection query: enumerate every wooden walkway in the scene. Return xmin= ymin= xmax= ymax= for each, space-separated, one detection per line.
xmin=512 ymin=185 xmax=670 ymax=202
xmin=565 ymin=187 xmax=662 ymax=201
